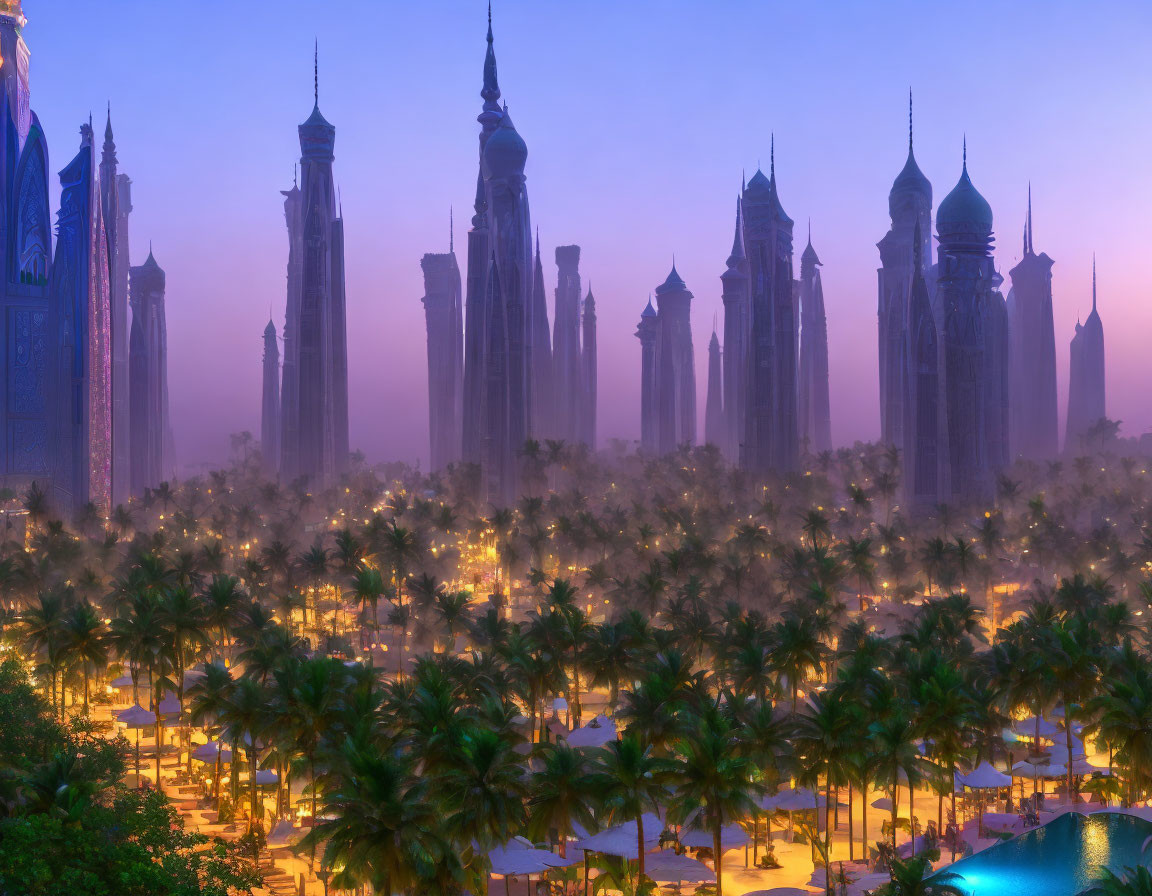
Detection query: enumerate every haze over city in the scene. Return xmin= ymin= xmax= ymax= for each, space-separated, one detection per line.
xmin=27 ymin=0 xmax=1152 ymax=470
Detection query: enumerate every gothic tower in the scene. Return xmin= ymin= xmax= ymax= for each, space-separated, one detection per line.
xmin=798 ymin=226 xmax=831 ymax=454
xmin=421 ymin=232 xmax=464 ymax=472
xmin=1066 ymin=258 xmax=1106 ymax=451
xmin=741 ymin=144 xmax=797 ymax=473
xmin=552 ymin=244 xmax=583 ymax=443
xmin=653 ymin=266 xmax=696 ymax=453
xmin=101 ymin=108 xmax=131 ymax=508
xmin=261 ymin=320 xmax=280 ymax=470
xmin=720 ymin=195 xmax=749 ymax=462
xmin=636 ymin=299 xmax=658 ymax=452
xmin=580 ymin=286 xmax=597 ymax=449
xmin=1007 ymin=188 xmax=1058 ymax=460
xmin=902 ymin=221 xmax=941 ymax=510
xmin=704 ymin=328 xmax=724 ymax=449
xmin=128 ymin=249 xmax=170 ymax=495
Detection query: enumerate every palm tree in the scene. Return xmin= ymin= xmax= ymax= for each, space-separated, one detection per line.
xmin=668 ymin=709 xmax=760 ymax=896
xmin=884 ymin=855 xmax=934 ymax=896
xmin=349 ymin=564 xmax=387 ymax=657
xmin=869 ymin=705 xmax=930 ymax=854
xmin=20 ymin=590 xmax=67 ymax=715
xmin=59 ymin=599 xmax=107 ymax=713
xmin=526 ymin=740 xmax=598 ymax=857
xmin=770 ymin=616 xmax=826 ymax=713
xmin=592 ymin=733 xmax=668 ymax=888
xmin=1045 ymin=616 xmax=1101 ymax=802
xmin=187 ymin=661 xmax=234 ymax=804
xmin=201 ymin=574 xmax=245 ymax=662
xmin=223 ymin=675 xmax=268 ymax=833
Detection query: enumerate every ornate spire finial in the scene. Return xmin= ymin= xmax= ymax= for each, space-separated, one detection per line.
xmin=450 ymin=206 xmax=454 ymax=253
xmin=770 ymin=133 xmax=775 ymax=180
xmin=909 ymin=88 xmax=913 ymax=152
xmin=1092 ymin=253 xmax=1097 ymax=312
xmin=1027 ymin=182 xmax=1033 ymax=255
xmin=962 ymin=135 xmax=967 ymax=171
xmin=741 ymin=168 xmax=746 ymax=192
xmin=314 ymin=39 xmax=318 ymax=107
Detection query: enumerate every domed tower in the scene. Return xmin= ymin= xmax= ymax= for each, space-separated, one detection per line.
xmin=877 ymin=93 xmax=933 ymax=449
xmin=741 ymin=136 xmax=797 ymax=474
xmin=937 ymin=141 xmax=1008 ymax=506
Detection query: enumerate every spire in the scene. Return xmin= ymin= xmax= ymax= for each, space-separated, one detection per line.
xmin=770 ymin=132 xmax=775 ymax=182
xmin=481 ymin=3 xmax=501 ymax=109
xmin=962 ymin=134 xmax=967 ymax=173
xmin=104 ymin=102 xmax=113 ymax=145
xmin=726 ymin=196 xmax=746 ymax=267
xmin=450 ymin=206 xmax=454 ymax=253
xmin=909 ymin=88 xmax=913 ymax=152
xmin=314 ymin=39 xmax=319 ymax=107
xmin=1092 ymin=254 xmax=1097 ymax=312
xmin=1027 ymin=182 xmax=1034 ymax=254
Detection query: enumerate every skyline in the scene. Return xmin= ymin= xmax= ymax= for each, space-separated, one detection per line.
xmin=28 ymin=0 xmax=1152 ymax=470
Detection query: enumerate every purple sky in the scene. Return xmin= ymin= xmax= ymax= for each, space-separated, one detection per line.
xmin=28 ymin=1 xmax=1152 ymax=470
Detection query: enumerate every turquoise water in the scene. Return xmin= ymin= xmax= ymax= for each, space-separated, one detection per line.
xmin=927 ymin=812 xmax=1152 ymax=896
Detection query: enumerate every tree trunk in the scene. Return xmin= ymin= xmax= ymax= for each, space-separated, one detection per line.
xmin=848 ymin=783 xmax=854 ymax=861
xmin=909 ymin=780 xmax=916 ymax=856
xmin=636 ymin=814 xmax=646 ymax=888
xmin=714 ymin=819 xmax=724 ymax=896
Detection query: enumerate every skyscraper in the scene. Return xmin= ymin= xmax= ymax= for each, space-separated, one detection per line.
xmin=580 ymin=286 xmax=597 ymax=449
xmin=552 ymin=244 xmax=583 ymax=443
xmin=720 ymin=196 xmax=749 ymax=462
xmin=1007 ymin=188 xmax=1058 ymax=460
xmin=279 ymin=50 xmax=349 ymax=485
xmin=261 ymin=320 xmax=280 ymax=470
xmin=529 ymin=234 xmax=553 ymax=440
xmin=100 ymin=107 xmax=131 ymax=508
xmin=653 ymin=265 xmax=696 ymax=453
xmin=1066 ymin=259 xmax=1106 ymax=451
xmin=421 ymin=234 xmax=463 ymax=472
xmin=741 ymin=145 xmax=797 ymax=474
xmin=878 ymin=96 xmax=933 ymax=451
xmin=636 ymin=299 xmax=658 ymax=453
xmin=128 ymin=249 xmax=171 ymax=495
xmin=936 ymin=143 xmax=1009 ymax=506
xmin=798 ymin=227 xmax=831 ymax=454
xmin=902 ymin=221 xmax=941 ymax=511
xmin=704 ymin=328 xmax=724 ymax=449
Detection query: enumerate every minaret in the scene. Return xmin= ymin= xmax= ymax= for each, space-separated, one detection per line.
xmin=552 ymin=244 xmax=583 ymax=443
xmin=261 ymin=320 xmax=281 ymax=470
xmin=529 ymin=232 xmax=552 ymax=440
xmin=1007 ymin=186 xmax=1058 ymax=460
xmin=636 ymin=299 xmax=659 ymax=452
xmin=128 ymin=248 xmax=169 ymax=496
xmin=1066 ymin=258 xmax=1106 ymax=451
xmin=462 ymin=6 xmax=504 ymax=471
xmin=653 ymin=264 xmax=696 ymax=453
xmin=101 ymin=106 xmax=131 ymax=508
xmin=878 ymin=93 xmax=933 ymax=450
xmin=742 ymin=139 xmax=797 ymax=473
xmin=720 ymin=194 xmax=749 ymax=462
xmin=580 ymin=285 xmax=597 ymax=449
xmin=902 ymin=220 xmax=941 ymax=510
xmin=936 ymin=141 xmax=1007 ymax=505
xmin=281 ymin=47 xmax=349 ymax=484
xmin=421 ymin=221 xmax=464 ymax=472
xmin=798 ymin=225 xmax=831 ymax=454
xmin=704 ymin=327 xmax=724 ymax=449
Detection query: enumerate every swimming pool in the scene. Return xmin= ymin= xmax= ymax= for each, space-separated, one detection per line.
xmin=926 ymin=812 xmax=1152 ymax=896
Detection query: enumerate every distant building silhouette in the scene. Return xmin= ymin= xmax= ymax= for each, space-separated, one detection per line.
xmin=128 ymin=249 xmax=172 ymax=495
xmin=653 ymin=266 xmax=696 ymax=453
xmin=581 ymin=286 xmax=597 ymax=448
xmin=261 ymin=320 xmax=280 ymax=470
xmin=1007 ymin=187 xmax=1058 ymax=460
xmin=798 ymin=227 xmax=831 ymax=454
xmin=720 ymin=196 xmax=749 ymax=462
xmin=1066 ymin=258 xmax=1105 ymax=451
xmin=704 ymin=328 xmax=724 ymax=449
xmin=636 ymin=299 xmax=658 ymax=452
xmin=421 ymin=237 xmax=463 ymax=472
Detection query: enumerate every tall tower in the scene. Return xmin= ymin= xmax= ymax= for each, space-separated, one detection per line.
xmin=1065 ymin=259 xmax=1106 ymax=451
xmin=936 ymin=143 xmax=1008 ymax=506
xmin=529 ymin=232 xmax=552 ymax=440
xmin=877 ymin=95 xmax=933 ymax=450
xmin=704 ymin=328 xmax=724 ymax=449
xmin=100 ymin=107 xmax=131 ymax=508
xmin=421 ymin=233 xmax=463 ymax=472
xmin=261 ymin=320 xmax=280 ymax=470
xmin=635 ymin=299 xmax=658 ymax=452
xmin=798 ymin=227 xmax=831 ymax=454
xmin=278 ymin=171 xmax=302 ymax=479
xmin=902 ymin=221 xmax=941 ymax=510
xmin=580 ymin=285 xmax=597 ymax=449
xmin=720 ymin=195 xmax=749 ymax=462
xmin=741 ymin=144 xmax=797 ymax=473
xmin=128 ymin=249 xmax=170 ymax=495
xmin=1007 ymin=187 xmax=1058 ymax=460
xmin=280 ymin=49 xmax=349 ymax=484
xmin=552 ymin=244 xmax=583 ymax=443
xmin=653 ymin=265 xmax=695 ymax=453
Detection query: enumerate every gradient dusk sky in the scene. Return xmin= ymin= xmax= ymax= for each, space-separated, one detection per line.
xmin=26 ymin=1 xmax=1152 ymax=470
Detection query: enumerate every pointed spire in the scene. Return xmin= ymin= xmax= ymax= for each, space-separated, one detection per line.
xmin=908 ymin=88 xmax=913 ymax=152
xmin=450 ymin=206 xmax=454 ymax=253
xmin=727 ymin=196 xmax=746 ymax=267
xmin=1092 ymin=254 xmax=1097 ymax=312
xmin=770 ymin=133 xmax=775 ymax=182
xmin=314 ymin=39 xmax=319 ymax=107
xmin=1027 ymin=182 xmax=1034 ymax=254
xmin=104 ymin=102 xmax=113 ymax=144
xmin=481 ymin=2 xmax=501 ymax=108
xmin=962 ymin=135 xmax=967 ymax=172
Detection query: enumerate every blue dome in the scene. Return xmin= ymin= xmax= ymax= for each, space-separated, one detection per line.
xmin=483 ymin=110 xmax=527 ymax=179
xmin=937 ymin=163 xmax=993 ymax=247
xmin=891 ymin=148 xmax=931 ymax=198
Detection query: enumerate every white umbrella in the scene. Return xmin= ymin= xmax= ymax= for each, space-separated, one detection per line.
xmin=116 ymin=703 xmax=156 ymax=728
xmin=488 ymin=845 xmax=576 ymax=876
xmin=253 ymin=768 xmax=278 ymax=786
xmin=566 ymin=714 xmax=617 ymax=748
xmin=574 ymin=813 xmax=662 ymax=858
xmin=962 ymin=761 xmax=1012 ymax=789
xmin=110 ymin=673 xmax=136 ymax=689
xmin=644 ymin=849 xmax=715 ymax=884
xmin=191 ymin=741 xmax=232 ymax=763
xmin=1012 ymin=760 xmax=1065 ymax=779
xmin=772 ymin=787 xmax=824 ymax=812
xmin=1072 ymin=757 xmax=1110 ymax=776
xmin=679 ymin=823 xmax=749 ymax=850
xmin=158 ymin=695 xmax=182 ymax=718
xmin=1013 ymin=716 xmax=1060 ymax=739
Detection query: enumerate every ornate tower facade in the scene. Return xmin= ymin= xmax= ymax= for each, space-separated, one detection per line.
xmin=279 ymin=52 xmax=349 ymax=485
xmin=902 ymin=221 xmax=942 ymax=511
xmin=704 ymin=329 xmax=724 ymax=449
xmin=653 ymin=266 xmax=696 ymax=453
xmin=100 ymin=109 xmax=131 ymax=508
xmin=1007 ymin=190 xmax=1058 ymax=460
xmin=261 ymin=320 xmax=280 ymax=470
xmin=741 ymin=151 xmax=797 ymax=473
xmin=798 ymin=228 xmax=831 ymax=454
xmin=127 ymin=250 xmax=171 ymax=495
xmin=636 ymin=299 xmax=658 ymax=452
xmin=421 ymin=241 xmax=463 ymax=472
xmin=278 ymin=174 xmax=302 ymax=479
xmin=720 ymin=196 xmax=749 ymax=462
xmin=936 ymin=146 xmax=1009 ymax=506
xmin=552 ymin=244 xmax=583 ymax=443
xmin=580 ymin=286 xmax=596 ymax=449
xmin=529 ymin=234 xmax=552 ymax=440
xmin=1065 ymin=260 xmax=1106 ymax=451
xmin=878 ymin=99 xmax=933 ymax=452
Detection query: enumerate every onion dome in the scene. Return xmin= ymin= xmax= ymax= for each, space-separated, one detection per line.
xmin=482 ymin=107 xmax=527 ymax=180
xmin=937 ymin=142 xmax=993 ymax=252
xmin=655 ymin=264 xmax=686 ymax=295
xmin=891 ymin=149 xmax=931 ymax=201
